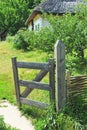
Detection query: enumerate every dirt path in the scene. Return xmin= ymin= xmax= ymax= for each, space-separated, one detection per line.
xmin=0 ymin=100 xmax=35 ymax=130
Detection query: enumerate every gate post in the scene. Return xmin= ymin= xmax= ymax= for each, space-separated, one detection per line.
xmin=54 ymin=40 xmax=66 ymax=112
xmin=12 ymin=57 xmax=21 ymax=108
xmin=49 ymin=59 xmax=55 ymax=103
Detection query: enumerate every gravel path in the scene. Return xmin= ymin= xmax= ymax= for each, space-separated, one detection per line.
xmin=0 ymin=100 xmax=35 ymax=130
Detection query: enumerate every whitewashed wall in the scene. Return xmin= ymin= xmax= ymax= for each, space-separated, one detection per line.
xmin=28 ymin=22 xmax=32 ymax=31
xmin=28 ymin=15 xmax=51 ymax=31
xmin=34 ymin=17 xmax=43 ymax=31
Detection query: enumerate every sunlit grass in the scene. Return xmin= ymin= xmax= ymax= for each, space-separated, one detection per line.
xmin=0 ymin=41 xmax=49 ymax=104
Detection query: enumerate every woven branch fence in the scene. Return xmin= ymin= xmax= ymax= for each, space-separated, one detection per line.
xmin=66 ymin=71 xmax=87 ymax=105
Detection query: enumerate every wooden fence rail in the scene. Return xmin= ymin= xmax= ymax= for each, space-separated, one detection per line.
xmin=12 ymin=57 xmax=55 ymax=109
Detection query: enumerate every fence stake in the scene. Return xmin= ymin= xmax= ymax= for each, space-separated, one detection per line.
xmin=54 ymin=40 xmax=66 ymax=112
xmin=12 ymin=57 xmax=21 ymax=107
xmin=49 ymin=59 xmax=55 ymax=103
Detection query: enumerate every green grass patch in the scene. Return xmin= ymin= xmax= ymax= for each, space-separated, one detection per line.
xmin=0 ymin=41 xmax=49 ymax=104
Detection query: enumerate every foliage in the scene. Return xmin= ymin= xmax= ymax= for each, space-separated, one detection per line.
xmin=65 ymin=95 xmax=87 ymax=125
xmin=0 ymin=116 xmax=18 ymax=130
xmin=35 ymin=96 xmax=87 ymax=130
xmin=0 ymin=0 xmax=43 ymax=35
xmin=47 ymin=5 xmax=87 ymax=59
xmin=11 ymin=27 xmax=56 ymax=52
xmin=12 ymin=29 xmax=29 ymax=50
xmin=9 ymin=27 xmax=52 ymax=51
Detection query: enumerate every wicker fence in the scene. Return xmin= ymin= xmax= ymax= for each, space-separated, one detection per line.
xmin=66 ymin=71 xmax=87 ymax=104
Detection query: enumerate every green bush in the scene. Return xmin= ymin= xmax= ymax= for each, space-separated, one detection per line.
xmin=6 ymin=35 xmax=15 ymax=43
xmin=12 ymin=27 xmax=56 ymax=52
xmin=12 ymin=29 xmax=30 ymax=51
xmin=34 ymin=27 xmax=56 ymax=52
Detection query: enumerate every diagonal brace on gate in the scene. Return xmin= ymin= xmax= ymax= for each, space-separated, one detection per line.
xmin=12 ymin=57 xmax=55 ymax=109
xmin=21 ymin=69 xmax=48 ymax=97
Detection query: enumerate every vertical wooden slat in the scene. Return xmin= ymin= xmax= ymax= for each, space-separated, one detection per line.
xmin=11 ymin=57 xmax=21 ymax=107
xmin=49 ymin=59 xmax=55 ymax=103
xmin=54 ymin=40 xmax=66 ymax=112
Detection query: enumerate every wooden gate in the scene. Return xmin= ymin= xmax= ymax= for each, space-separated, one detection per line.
xmin=12 ymin=57 xmax=55 ymax=109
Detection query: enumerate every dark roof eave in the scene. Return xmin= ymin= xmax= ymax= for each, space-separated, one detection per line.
xmin=25 ymin=11 xmax=42 ymax=26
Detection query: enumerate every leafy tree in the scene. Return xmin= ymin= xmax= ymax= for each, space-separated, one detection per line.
xmin=0 ymin=0 xmax=43 ymax=35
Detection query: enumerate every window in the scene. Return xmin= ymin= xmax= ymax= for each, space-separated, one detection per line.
xmin=35 ymin=24 xmax=40 ymax=31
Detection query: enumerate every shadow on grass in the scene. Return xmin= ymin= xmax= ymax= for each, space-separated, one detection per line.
xmin=64 ymin=95 xmax=87 ymax=126
xmin=21 ymin=105 xmax=46 ymax=120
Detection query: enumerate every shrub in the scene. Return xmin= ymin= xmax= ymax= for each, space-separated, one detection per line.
xmin=13 ymin=29 xmax=30 ymax=51
xmin=12 ymin=27 xmax=56 ymax=52
xmin=6 ymin=35 xmax=14 ymax=43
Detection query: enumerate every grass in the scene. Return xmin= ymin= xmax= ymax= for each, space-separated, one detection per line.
xmin=0 ymin=41 xmax=50 ymax=104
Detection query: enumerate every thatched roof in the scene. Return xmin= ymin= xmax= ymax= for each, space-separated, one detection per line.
xmin=25 ymin=0 xmax=83 ymax=25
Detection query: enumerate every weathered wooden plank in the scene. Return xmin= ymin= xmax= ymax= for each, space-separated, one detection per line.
xmin=70 ymin=80 xmax=87 ymax=85
xmin=11 ymin=57 xmax=21 ymax=107
xmin=19 ymin=80 xmax=50 ymax=91
xmin=49 ymin=59 xmax=55 ymax=102
xmin=17 ymin=61 xmax=49 ymax=70
xmin=21 ymin=70 xmax=48 ymax=97
xmin=70 ymin=79 xmax=87 ymax=83
xmin=54 ymin=40 xmax=66 ymax=112
xmin=70 ymin=78 xmax=87 ymax=81
xmin=68 ymin=82 xmax=87 ymax=87
xmin=20 ymin=97 xmax=48 ymax=108
xmin=68 ymin=86 xmax=87 ymax=91
xmin=71 ymin=75 xmax=87 ymax=79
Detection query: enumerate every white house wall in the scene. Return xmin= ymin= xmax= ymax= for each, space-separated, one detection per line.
xmin=42 ymin=18 xmax=51 ymax=28
xmin=28 ymin=15 xmax=51 ymax=31
xmin=34 ymin=17 xmax=43 ymax=31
